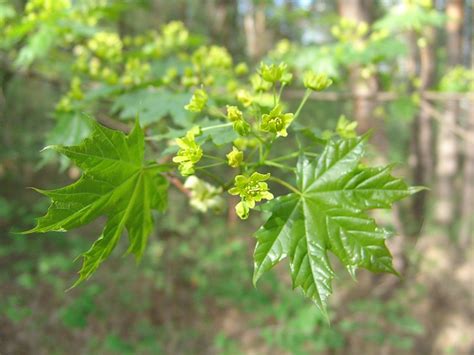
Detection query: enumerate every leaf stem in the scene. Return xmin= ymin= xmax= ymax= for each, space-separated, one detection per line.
xmin=293 ymin=88 xmax=312 ymax=120
xmin=196 ymin=162 xmax=226 ymax=169
xmin=268 ymin=152 xmax=300 ymax=162
xmin=277 ymin=82 xmax=286 ymax=103
xmin=273 ymin=84 xmax=277 ymax=106
xmin=207 ymin=106 xmax=228 ymax=119
xmin=264 ymin=160 xmax=295 ymax=172
xmin=269 ymin=176 xmax=301 ymax=195
xmin=201 ymin=122 xmax=233 ymax=132
xmin=203 ymin=154 xmax=226 ymax=162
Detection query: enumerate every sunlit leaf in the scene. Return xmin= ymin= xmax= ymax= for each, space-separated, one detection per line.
xmin=253 ymin=136 xmax=420 ymax=316
xmin=26 ymin=120 xmax=169 ymax=286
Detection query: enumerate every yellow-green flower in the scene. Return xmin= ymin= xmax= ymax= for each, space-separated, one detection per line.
xmin=260 ymin=62 xmax=288 ymax=83
xmin=227 ymin=105 xmax=250 ymax=136
xmin=226 ymin=147 xmax=244 ymax=168
xmin=281 ymin=72 xmax=293 ymax=84
xmin=303 ymin=71 xmax=333 ymax=91
xmin=185 ymin=89 xmax=208 ymax=112
xmin=228 ymin=172 xmax=274 ymax=219
xmin=162 ymin=67 xmax=178 ymax=85
xmin=226 ymin=105 xmax=243 ymax=122
xmin=192 ymin=45 xmax=232 ymax=70
xmin=172 ymin=127 xmax=203 ymax=176
xmin=251 ymin=74 xmax=272 ymax=92
xmin=69 ymin=77 xmax=84 ymax=100
xmin=235 ymin=89 xmax=253 ymax=107
xmin=233 ymin=137 xmax=259 ymax=150
xmin=260 ymin=105 xmax=294 ymax=137
xmin=234 ymin=120 xmax=251 ymax=136
xmin=181 ymin=67 xmax=199 ymax=87
xmin=184 ymin=176 xmax=224 ymax=213
xmin=87 ymin=31 xmax=122 ymax=61
xmin=336 ymin=115 xmax=358 ymax=138
xmin=235 ymin=62 xmax=249 ymax=76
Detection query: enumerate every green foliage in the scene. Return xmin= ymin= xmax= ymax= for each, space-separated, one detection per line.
xmin=374 ymin=0 xmax=445 ymax=33
xmin=253 ymin=136 xmax=420 ymax=315
xmin=2 ymin=0 xmax=421 ymax=319
xmin=25 ymin=120 xmax=169 ymax=285
xmin=439 ymin=66 xmax=474 ymax=93
xmin=112 ymin=88 xmax=190 ymax=126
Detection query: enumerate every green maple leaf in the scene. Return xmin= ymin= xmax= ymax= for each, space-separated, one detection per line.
xmin=25 ymin=120 xmax=168 ymax=286
xmin=253 ymin=135 xmax=420 ymax=316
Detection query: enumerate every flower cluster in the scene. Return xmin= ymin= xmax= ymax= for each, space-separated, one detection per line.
xmin=303 ymin=71 xmax=333 ymax=91
xmin=259 ymin=62 xmax=292 ymax=84
xmin=226 ymin=147 xmax=243 ymax=168
xmin=157 ymin=21 xmax=189 ymax=53
xmin=226 ymin=105 xmax=250 ymax=136
xmin=193 ymin=45 xmax=233 ymax=70
xmin=121 ymin=58 xmax=151 ymax=86
xmin=229 ymin=172 xmax=274 ymax=219
xmin=251 ymin=74 xmax=272 ymax=92
xmin=87 ymin=31 xmax=123 ymax=61
xmin=260 ymin=105 xmax=294 ymax=137
xmin=172 ymin=127 xmax=203 ymax=176
xmin=55 ymin=76 xmax=84 ymax=112
xmin=235 ymin=89 xmax=253 ymax=107
xmin=336 ymin=115 xmax=358 ymax=138
xmin=184 ymin=176 xmax=224 ymax=213
xmin=185 ymin=89 xmax=208 ymax=113
xmin=235 ymin=62 xmax=249 ymax=76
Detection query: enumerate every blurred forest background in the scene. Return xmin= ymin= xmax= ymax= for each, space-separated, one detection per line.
xmin=0 ymin=0 xmax=473 ymax=354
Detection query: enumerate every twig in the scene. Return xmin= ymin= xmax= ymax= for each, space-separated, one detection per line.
xmin=420 ymin=100 xmax=472 ymax=142
xmin=284 ymin=89 xmax=474 ymax=102
xmin=165 ymin=173 xmax=191 ymax=197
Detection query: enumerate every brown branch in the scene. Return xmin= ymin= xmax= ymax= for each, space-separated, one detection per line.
xmin=422 ymin=91 xmax=474 ymax=101
xmin=0 ymin=57 xmax=63 ymax=88
xmin=165 ymin=173 xmax=191 ymax=197
xmin=284 ymin=89 xmax=474 ymax=102
xmin=420 ymin=100 xmax=472 ymax=142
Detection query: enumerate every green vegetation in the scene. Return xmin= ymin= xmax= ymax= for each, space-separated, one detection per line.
xmin=1 ymin=0 xmax=472 ymax=353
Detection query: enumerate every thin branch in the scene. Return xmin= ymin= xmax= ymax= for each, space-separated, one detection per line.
xmin=420 ymin=100 xmax=472 ymax=142
xmin=284 ymin=89 xmax=474 ymax=102
xmin=165 ymin=173 xmax=191 ymax=197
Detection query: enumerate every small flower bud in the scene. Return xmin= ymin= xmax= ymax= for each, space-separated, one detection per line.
xmin=303 ymin=71 xmax=333 ymax=91
xmin=226 ymin=147 xmax=244 ymax=168
xmin=185 ymin=89 xmax=208 ymax=112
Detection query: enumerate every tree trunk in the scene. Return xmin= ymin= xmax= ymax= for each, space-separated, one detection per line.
xmin=337 ymin=0 xmax=387 ymax=156
xmin=243 ymin=3 xmax=268 ymax=61
xmin=459 ymin=0 xmax=473 ymax=246
xmin=435 ymin=0 xmax=464 ymax=228
xmin=459 ymin=106 xmax=474 ymax=247
xmin=412 ymin=27 xmax=436 ymax=225
xmin=208 ymin=0 xmax=238 ymax=53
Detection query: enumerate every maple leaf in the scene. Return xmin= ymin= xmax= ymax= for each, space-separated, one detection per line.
xmin=253 ymin=135 xmax=421 ymax=316
xmin=25 ymin=120 xmax=168 ymax=286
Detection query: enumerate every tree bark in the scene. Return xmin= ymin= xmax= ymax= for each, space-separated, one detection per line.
xmin=208 ymin=0 xmax=238 ymax=53
xmin=412 ymin=27 xmax=437 ymax=225
xmin=459 ymin=105 xmax=474 ymax=247
xmin=243 ymin=3 xmax=268 ymax=61
xmin=459 ymin=0 xmax=473 ymax=246
xmin=435 ymin=0 xmax=464 ymax=228
xmin=337 ymin=0 xmax=387 ymax=156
